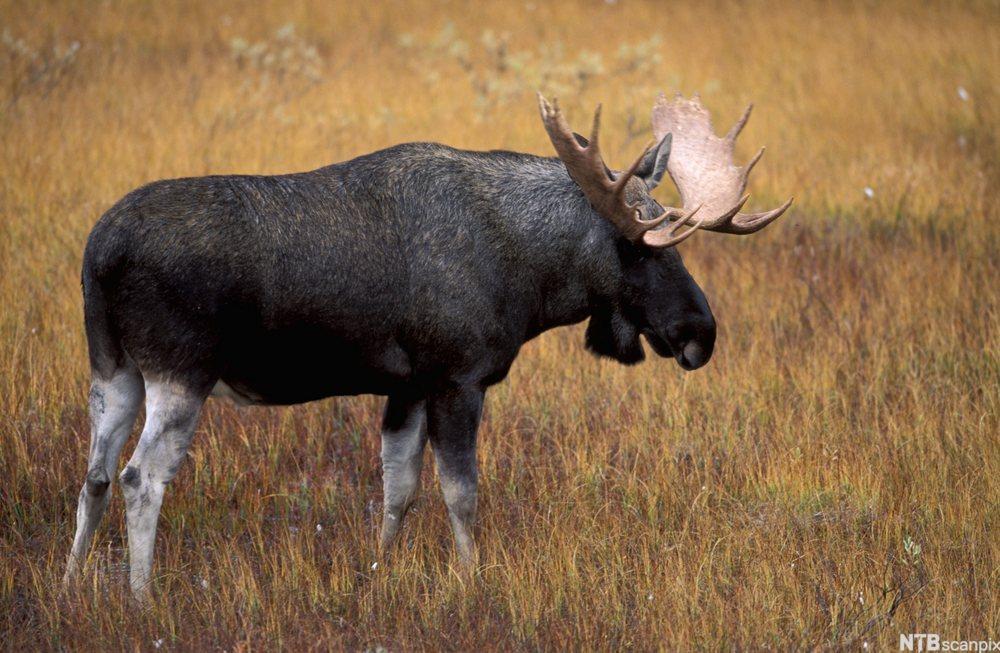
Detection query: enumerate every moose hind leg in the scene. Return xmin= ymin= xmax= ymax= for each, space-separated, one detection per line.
xmin=65 ymin=364 xmax=144 ymax=584
xmin=379 ymin=396 xmax=427 ymax=552
xmin=119 ymin=379 xmax=205 ymax=599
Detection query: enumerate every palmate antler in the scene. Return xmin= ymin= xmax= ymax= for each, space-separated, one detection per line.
xmin=651 ymin=93 xmax=793 ymax=234
xmin=538 ymin=93 xmax=703 ymax=248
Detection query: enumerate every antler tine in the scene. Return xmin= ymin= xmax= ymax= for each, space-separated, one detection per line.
xmin=719 ymin=194 xmax=751 ymax=222
xmin=651 ymin=93 xmax=793 ymax=236
xmin=744 ymin=147 xmax=765 ymax=177
xmin=716 ymin=196 xmax=794 ymax=235
xmin=569 ymin=100 xmax=653 ymax=201
xmin=589 ymin=103 xmax=602 ymax=150
xmin=538 ymin=93 xmax=690 ymax=246
xmin=643 ymin=205 xmax=703 ymax=248
xmin=725 ymin=104 xmax=753 ymax=143
xmin=537 ymin=94 xmax=612 ymax=190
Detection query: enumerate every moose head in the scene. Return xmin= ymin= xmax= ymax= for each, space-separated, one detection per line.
xmin=538 ymin=93 xmax=794 ymax=370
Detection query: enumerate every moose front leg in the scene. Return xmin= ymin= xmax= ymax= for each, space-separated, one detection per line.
xmin=379 ymin=395 xmax=427 ymax=552
xmin=427 ymin=384 xmax=484 ymax=568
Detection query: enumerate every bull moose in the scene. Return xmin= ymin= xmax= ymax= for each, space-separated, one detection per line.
xmin=65 ymin=93 xmax=792 ymax=598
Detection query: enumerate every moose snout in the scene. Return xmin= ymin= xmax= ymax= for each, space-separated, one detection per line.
xmin=677 ymin=339 xmax=710 ymax=370
xmin=667 ymin=318 xmax=716 ymax=371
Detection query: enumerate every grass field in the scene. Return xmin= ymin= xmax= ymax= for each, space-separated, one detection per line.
xmin=1 ymin=0 xmax=997 ymax=649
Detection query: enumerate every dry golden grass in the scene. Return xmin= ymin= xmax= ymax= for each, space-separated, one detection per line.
xmin=1 ymin=0 xmax=998 ymax=649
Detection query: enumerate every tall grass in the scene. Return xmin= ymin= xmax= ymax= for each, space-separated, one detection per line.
xmin=1 ymin=0 xmax=997 ymax=649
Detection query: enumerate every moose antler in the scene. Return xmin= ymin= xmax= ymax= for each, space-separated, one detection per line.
xmin=651 ymin=93 xmax=793 ymax=234
xmin=538 ymin=93 xmax=702 ymax=249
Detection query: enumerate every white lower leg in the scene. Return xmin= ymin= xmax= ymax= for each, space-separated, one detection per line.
xmin=379 ymin=400 xmax=426 ymax=551
xmin=120 ymin=467 xmax=167 ymax=594
xmin=119 ymin=380 xmax=203 ymax=598
xmin=65 ymin=369 xmax=143 ymax=583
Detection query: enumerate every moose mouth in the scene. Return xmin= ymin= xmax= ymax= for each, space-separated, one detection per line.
xmin=643 ymin=330 xmax=707 ymax=371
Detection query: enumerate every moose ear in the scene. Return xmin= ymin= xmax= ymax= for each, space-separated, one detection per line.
xmin=636 ymin=132 xmax=672 ymax=190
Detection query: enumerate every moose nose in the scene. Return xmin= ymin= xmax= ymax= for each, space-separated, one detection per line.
xmin=671 ymin=317 xmax=716 ymax=371
xmin=678 ymin=340 xmax=710 ymax=370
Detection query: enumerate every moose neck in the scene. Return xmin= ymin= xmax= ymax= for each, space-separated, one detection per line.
xmin=489 ymin=156 xmax=628 ymax=341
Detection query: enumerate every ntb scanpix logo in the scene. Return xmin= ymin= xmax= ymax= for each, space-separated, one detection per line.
xmin=900 ymin=634 xmax=1000 ymax=652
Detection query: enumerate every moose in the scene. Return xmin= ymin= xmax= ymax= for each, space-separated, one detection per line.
xmin=65 ymin=93 xmax=792 ymax=598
